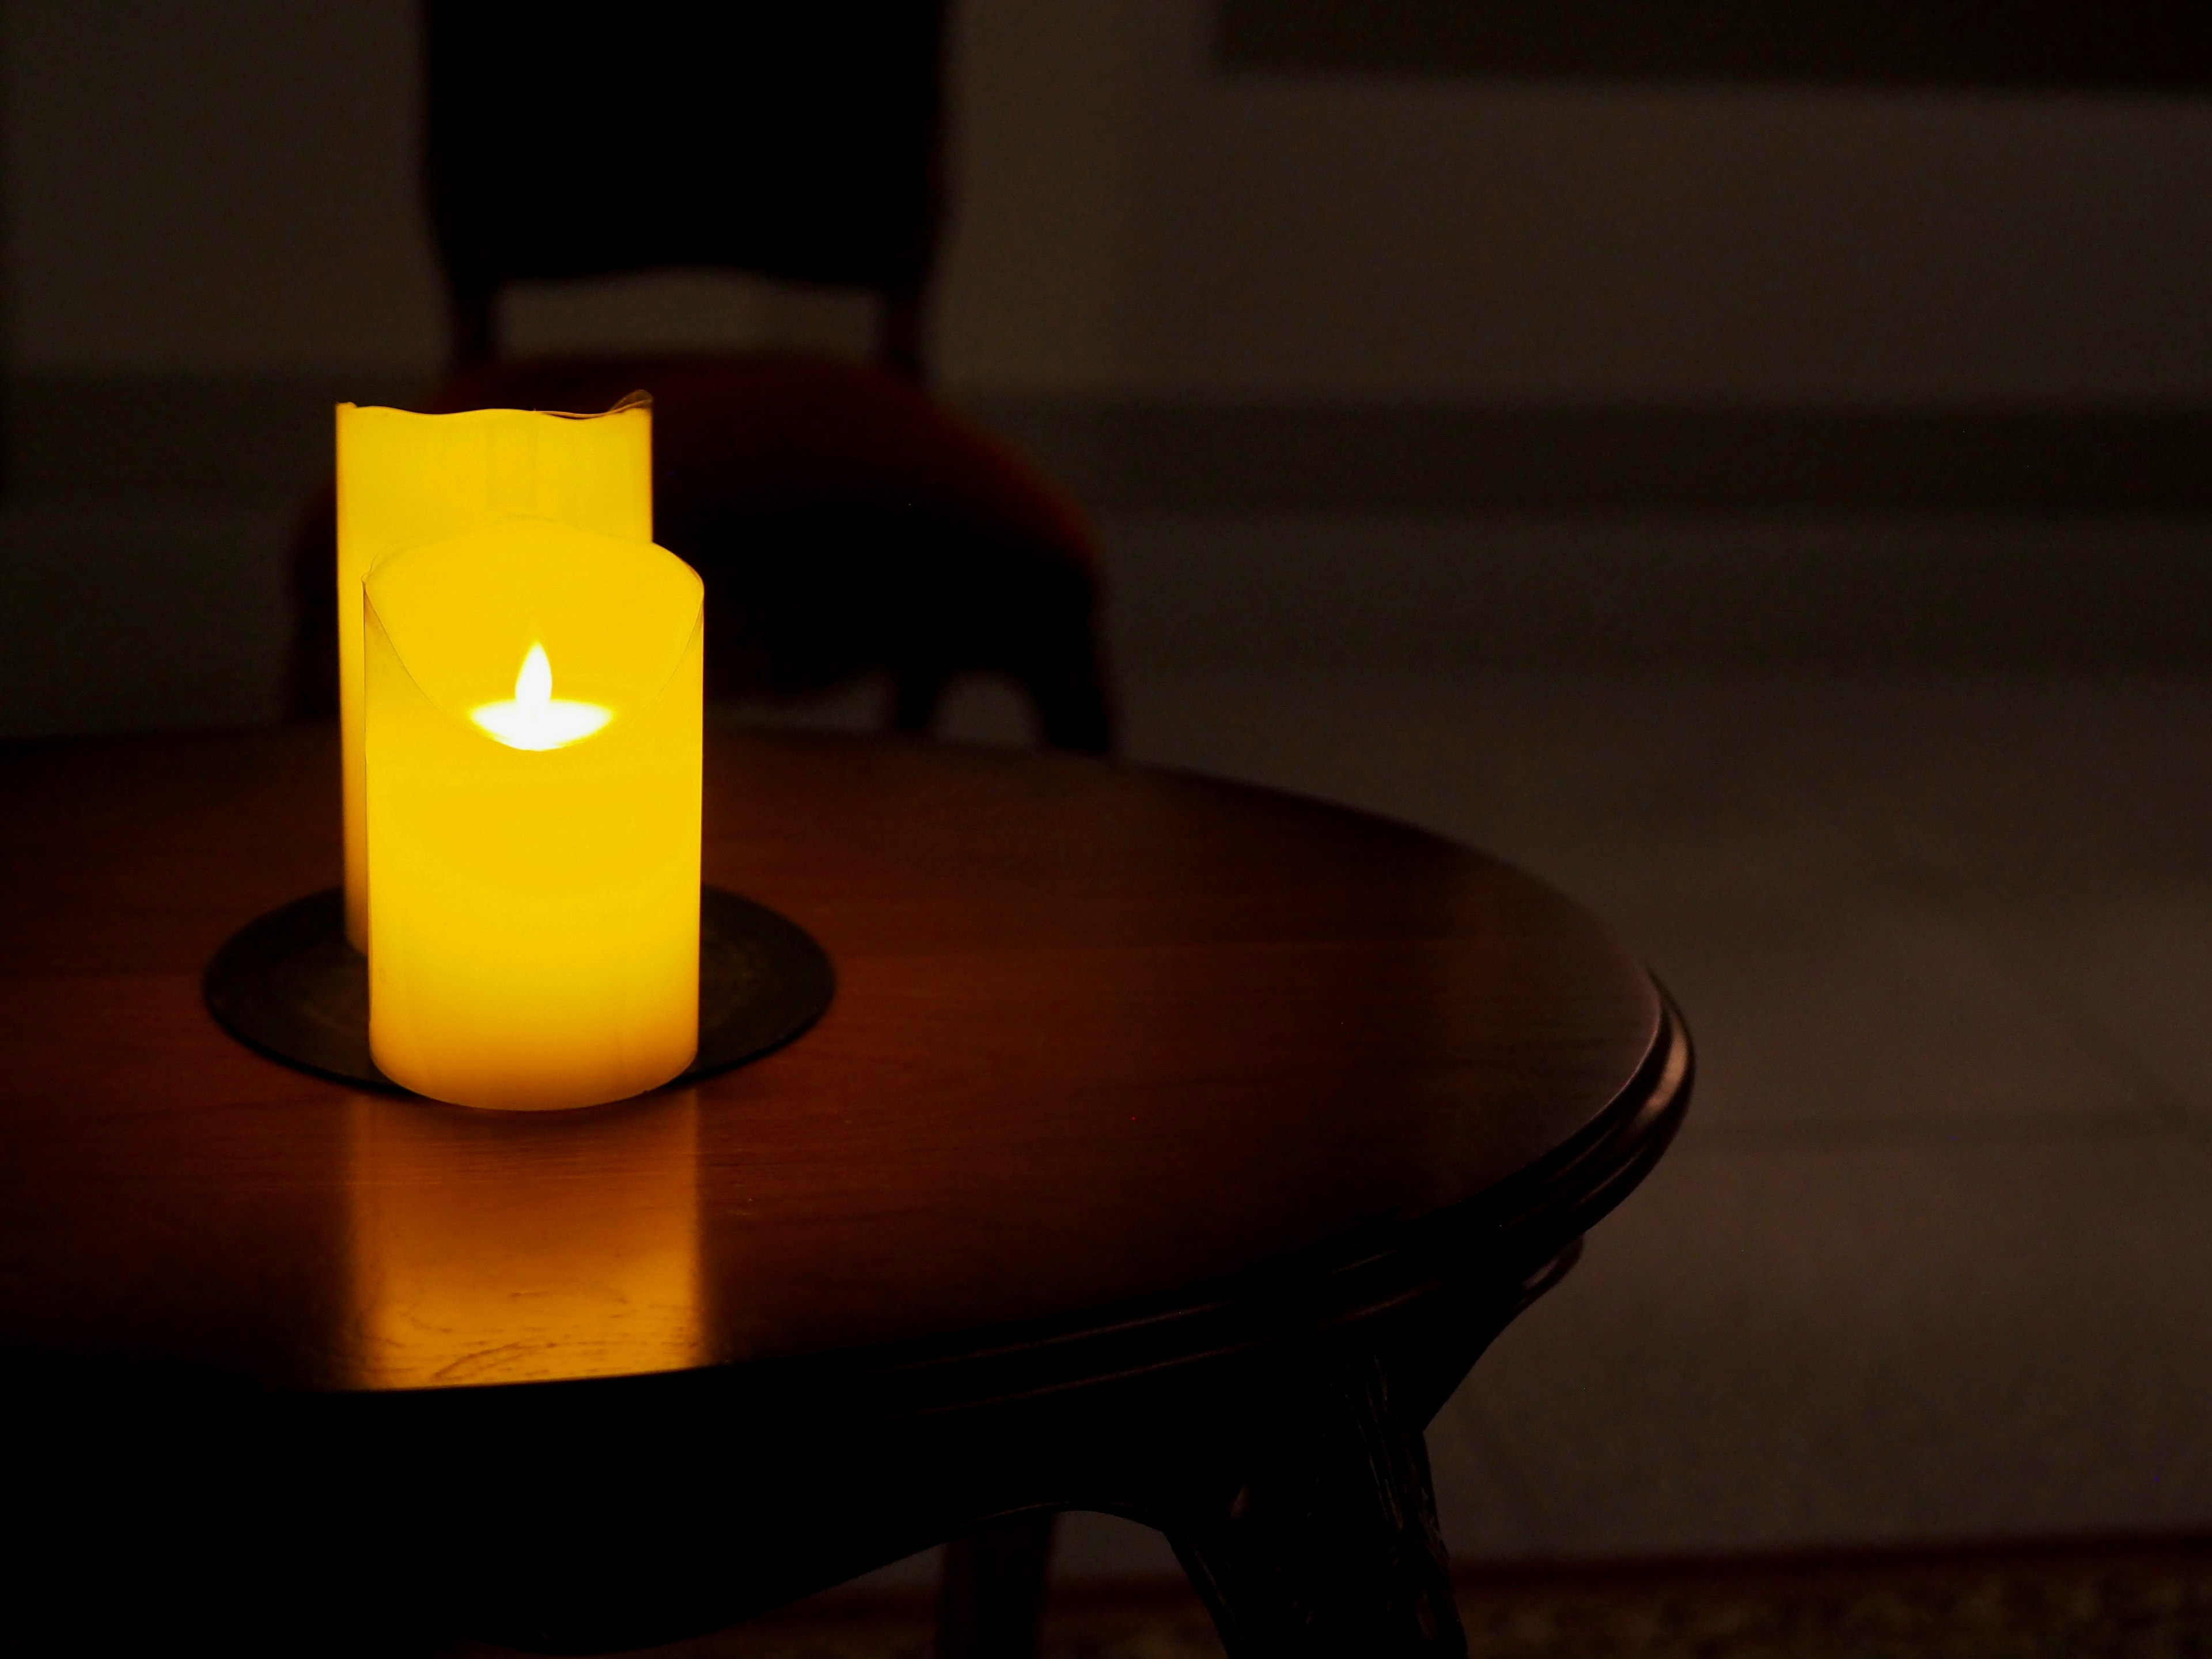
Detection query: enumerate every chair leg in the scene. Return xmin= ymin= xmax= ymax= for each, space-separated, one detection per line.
xmin=1030 ymin=673 xmax=1113 ymax=755
xmin=892 ymin=664 xmax=950 ymax=736
xmin=935 ymin=1511 xmax=1057 ymax=1659
xmin=1019 ymin=634 xmax=1114 ymax=755
xmin=893 ymin=645 xmax=1112 ymax=753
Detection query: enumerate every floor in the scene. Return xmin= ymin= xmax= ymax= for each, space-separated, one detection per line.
xmin=1116 ymin=671 xmax=2212 ymax=1564
xmin=491 ymin=1536 xmax=2212 ymax=1659
xmin=5 ymin=502 xmax=2210 ymax=1587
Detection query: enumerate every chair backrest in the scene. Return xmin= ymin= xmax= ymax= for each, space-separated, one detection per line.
xmin=422 ymin=1 xmax=950 ymax=374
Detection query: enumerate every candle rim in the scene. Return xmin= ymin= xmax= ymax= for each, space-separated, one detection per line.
xmin=337 ymin=391 xmax=653 ymax=425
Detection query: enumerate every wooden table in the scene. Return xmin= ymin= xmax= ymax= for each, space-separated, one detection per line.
xmin=0 ymin=726 xmax=1687 ymax=1657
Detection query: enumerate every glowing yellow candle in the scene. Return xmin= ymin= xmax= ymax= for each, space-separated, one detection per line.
xmin=363 ymin=515 xmax=702 ymax=1111
xmin=336 ymin=399 xmax=651 ymax=947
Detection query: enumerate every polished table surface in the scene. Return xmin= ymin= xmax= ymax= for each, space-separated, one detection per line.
xmin=0 ymin=725 xmax=1680 ymax=1655
xmin=0 ymin=725 xmax=1662 ymax=1397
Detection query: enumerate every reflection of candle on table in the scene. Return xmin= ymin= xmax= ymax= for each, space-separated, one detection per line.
xmin=346 ymin=1092 xmax=702 ymax=1387
xmin=363 ymin=515 xmax=703 ymax=1111
xmin=336 ymin=399 xmax=651 ymax=947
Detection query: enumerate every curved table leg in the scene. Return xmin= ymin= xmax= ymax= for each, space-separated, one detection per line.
xmin=1120 ymin=1249 xmax=1581 ymax=1659
xmin=1160 ymin=1348 xmax=1463 ymax=1659
xmin=936 ymin=1510 xmax=1058 ymax=1659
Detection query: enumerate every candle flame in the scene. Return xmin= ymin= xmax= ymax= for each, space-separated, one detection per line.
xmin=471 ymin=643 xmax=611 ymax=751
xmin=516 ymin=642 xmax=552 ymax=707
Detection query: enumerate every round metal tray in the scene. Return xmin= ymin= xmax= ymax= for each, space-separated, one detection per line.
xmin=204 ymin=886 xmax=834 ymax=1096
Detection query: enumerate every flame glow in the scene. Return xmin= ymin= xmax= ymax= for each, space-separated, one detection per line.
xmin=471 ymin=644 xmax=612 ymax=750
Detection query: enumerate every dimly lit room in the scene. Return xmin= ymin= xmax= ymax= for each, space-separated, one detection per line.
xmin=2 ymin=2 xmax=2209 ymax=1655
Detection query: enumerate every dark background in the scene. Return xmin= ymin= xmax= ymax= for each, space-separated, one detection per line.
xmin=2 ymin=0 xmax=2210 ymax=1595
xmin=1219 ymin=0 xmax=2212 ymax=88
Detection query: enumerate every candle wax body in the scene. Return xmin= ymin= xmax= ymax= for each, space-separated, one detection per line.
xmin=364 ymin=517 xmax=702 ymax=1111
xmin=337 ymin=400 xmax=652 ymax=947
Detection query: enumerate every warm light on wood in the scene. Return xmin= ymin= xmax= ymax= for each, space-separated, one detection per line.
xmin=363 ymin=515 xmax=703 ymax=1111
xmin=345 ymin=1092 xmax=703 ymax=1387
xmin=336 ymin=399 xmax=652 ymax=947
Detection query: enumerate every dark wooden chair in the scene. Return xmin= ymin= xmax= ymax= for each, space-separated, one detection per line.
xmin=284 ymin=0 xmax=1112 ymax=754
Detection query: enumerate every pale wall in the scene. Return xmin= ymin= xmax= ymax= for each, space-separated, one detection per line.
xmin=8 ymin=0 xmax=2212 ymax=403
